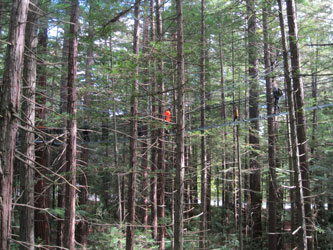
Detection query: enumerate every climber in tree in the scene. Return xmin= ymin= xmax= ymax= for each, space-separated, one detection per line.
xmin=165 ymin=109 xmax=171 ymax=134
xmin=273 ymin=86 xmax=283 ymax=114
xmin=233 ymin=106 xmax=239 ymax=121
xmin=165 ymin=109 xmax=171 ymax=123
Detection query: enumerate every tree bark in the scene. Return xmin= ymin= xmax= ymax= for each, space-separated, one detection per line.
xmin=236 ymin=124 xmax=243 ymax=250
xmin=246 ymin=0 xmax=262 ymax=245
xmin=155 ymin=0 xmax=165 ymax=247
xmin=199 ymin=0 xmax=208 ymax=249
xmin=218 ymin=32 xmax=226 ymax=211
xmin=285 ymin=0 xmax=312 ymax=248
xmin=174 ymin=0 xmax=185 ymax=248
xmin=63 ymin=1 xmax=79 ymax=249
xmin=277 ymin=0 xmax=307 ymax=249
xmin=126 ymin=1 xmax=140 ymax=249
xmin=149 ymin=0 xmax=158 ymax=241
xmin=0 ymin=1 xmax=28 ymax=249
xmin=57 ymin=14 xmax=69 ymax=249
xmin=19 ymin=1 xmax=39 ymax=249
xmin=34 ymin=2 xmax=50 ymax=246
xmin=77 ymin=6 xmax=93 ymax=248
xmin=263 ymin=2 xmax=277 ymax=249
xmin=141 ymin=0 xmax=149 ymax=233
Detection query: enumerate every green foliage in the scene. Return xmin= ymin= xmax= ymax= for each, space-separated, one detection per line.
xmin=89 ymin=227 xmax=159 ymax=250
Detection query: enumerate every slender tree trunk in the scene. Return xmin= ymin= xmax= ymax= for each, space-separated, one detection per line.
xmin=57 ymin=20 xmax=69 ymax=249
xmin=19 ymin=1 xmax=39 ymax=249
xmin=285 ymin=0 xmax=312 ymax=248
xmin=199 ymin=0 xmax=208 ymax=249
xmin=218 ymin=32 xmax=227 ymax=213
xmin=236 ymin=124 xmax=243 ymax=250
xmin=77 ymin=8 xmax=93 ymax=248
xmin=246 ymin=0 xmax=262 ymax=245
xmin=0 ymin=1 xmax=29 ymax=249
xmin=126 ymin=1 xmax=140 ymax=249
xmin=155 ymin=0 xmax=165 ymax=247
xmin=174 ymin=0 xmax=185 ymax=248
xmin=34 ymin=2 xmax=50 ymax=246
xmin=263 ymin=3 xmax=277 ymax=249
xmin=149 ymin=0 xmax=158 ymax=241
xmin=141 ymin=0 xmax=149 ymax=233
xmin=277 ymin=0 xmax=307 ymax=249
xmin=218 ymin=32 xmax=226 ymax=211
xmin=231 ymin=25 xmax=237 ymax=228
xmin=63 ymin=1 xmax=79 ymax=249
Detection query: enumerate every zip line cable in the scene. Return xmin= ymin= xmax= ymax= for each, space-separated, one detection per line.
xmin=189 ymin=102 xmax=333 ymax=133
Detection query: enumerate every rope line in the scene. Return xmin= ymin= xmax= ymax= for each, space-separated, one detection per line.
xmin=189 ymin=102 xmax=333 ymax=132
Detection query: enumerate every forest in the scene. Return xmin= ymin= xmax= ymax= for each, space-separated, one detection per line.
xmin=0 ymin=0 xmax=332 ymax=249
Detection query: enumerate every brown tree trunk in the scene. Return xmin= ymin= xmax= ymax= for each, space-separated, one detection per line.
xmin=155 ymin=0 xmax=165 ymax=247
xmin=19 ymin=1 xmax=39 ymax=249
xmin=126 ymin=1 xmax=140 ymax=249
xmin=77 ymin=7 xmax=93 ymax=248
xmin=218 ymin=32 xmax=228 ymax=212
xmin=174 ymin=0 xmax=185 ymax=248
xmin=277 ymin=0 xmax=307 ymax=249
xmin=246 ymin=0 xmax=262 ymax=245
xmin=141 ymin=0 xmax=149 ymax=233
xmin=34 ymin=3 xmax=50 ymax=246
xmin=285 ymin=0 xmax=312 ymax=248
xmin=149 ymin=0 xmax=158 ymax=241
xmin=63 ymin=0 xmax=79 ymax=249
xmin=218 ymin=32 xmax=226 ymax=211
xmin=0 ymin=1 xmax=29 ymax=249
xmin=263 ymin=2 xmax=277 ymax=249
xmin=57 ymin=18 xmax=69 ymax=249
xmin=236 ymin=124 xmax=243 ymax=250
xmin=199 ymin=0 xmax=208 ymax=249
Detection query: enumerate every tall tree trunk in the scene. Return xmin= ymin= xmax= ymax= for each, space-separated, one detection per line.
xmin=77 ymin=7 xmax=93 ymax=248
xmin=174 ymin=0 xmax=185 ymax=248
xmin=277 ymin=0 xmax=307 ymax=249
xmin=199 ymin=0 xmax=208 ymax=249
xmin=19 ymin=1 xmax=39 ymax=249
xmin=285 ymin=0 xmax=312 ymax=248
xmin=263 ymin=2 xmax=277 ymax=249
xmin=35 ymin=2 xmax=50 ymax=245
xmin=155 ymin=0 xmax=165 ymax=247
xmin=63 ymin=1 xmax=79 ymax=249
xmin=246 ymin=0 xmax=262 ymax=245
xmin=141 ymin=0 xmax=149 ymax=233
xmin=236 ymin=123 xmax=243 ymax=250
xmin=57 ymin=17 xmax=69 ymax=249
xmin=0 ymin=1 xmax=29 ymax=249
xmin=126 ymin=1 xmax=140 ymax=249
xmin=149 ymin=0 xmax=158 ymax=240
xmin=218 ymin=32 xmax=226 ymax=211
xmin=218 ymin=32 xmax=228 ymax=213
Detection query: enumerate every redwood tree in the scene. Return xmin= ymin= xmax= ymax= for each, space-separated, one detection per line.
xmin=126 ymin=1 xmax=140 ymax=249
xmin=0 ymin=1 xmax=29 ymax=249
xmin=246 ymin=0 xmax=262 ymax=245
xmin=174 ymin=0 xmax=185 ymax=248
xmin=285 ymin=0 xmax=312 ymax=248
xmin=63 ymin=0 xmax=79 ymax=249
xmin=19 ymin=0 xmax=39 ymax=248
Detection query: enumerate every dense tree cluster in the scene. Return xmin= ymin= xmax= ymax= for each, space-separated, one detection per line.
xmin=0 ymin=0 xmax=332 ymax=249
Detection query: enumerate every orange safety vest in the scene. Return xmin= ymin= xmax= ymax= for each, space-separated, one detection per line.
xmin=165 ymin=110 xmax=171 ymax=122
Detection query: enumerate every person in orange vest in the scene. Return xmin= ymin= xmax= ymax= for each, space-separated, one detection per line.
xmin=165 ymin=109 xmax=171 ymax=134
xmin=165 ymin=109 xmax=171 ymax=123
